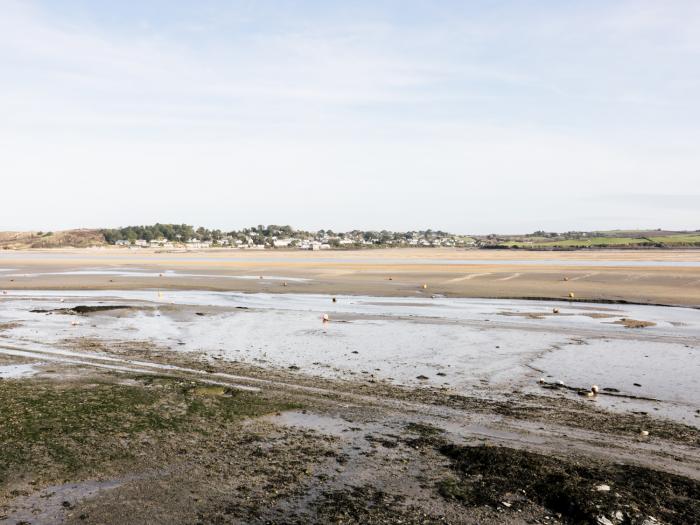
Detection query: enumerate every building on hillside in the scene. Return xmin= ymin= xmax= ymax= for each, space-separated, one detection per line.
xmin=273 ymin=238 xmax=295 ymax=248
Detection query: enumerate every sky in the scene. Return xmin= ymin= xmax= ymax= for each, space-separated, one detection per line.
xmin=1 ymin=0 xmax=698 ymax=234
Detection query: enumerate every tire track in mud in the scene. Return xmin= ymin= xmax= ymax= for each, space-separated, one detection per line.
xmin=1 ymin=340 xmax=698 ymax=482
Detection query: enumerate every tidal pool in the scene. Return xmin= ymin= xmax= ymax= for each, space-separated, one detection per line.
xmin=1 ymin=290 xmax=697 ymax=425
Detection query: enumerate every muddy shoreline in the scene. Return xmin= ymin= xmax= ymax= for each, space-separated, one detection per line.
xmin=0 ymin=261 xmax=698 ymax=523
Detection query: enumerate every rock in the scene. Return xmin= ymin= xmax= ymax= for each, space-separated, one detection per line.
xmin=416 ymin=375 xmax=429 ymax=380
xmin=613 ymin=510 xmax=624 ymax=521
xmin=596 ymin=517 xmax=614 ymax=525
xmin=501 ymin=501 xmax=511 ymax=508
xmin=595 ymin=484 xmax=611 ymax=492
xmin=640 ymin=430 xmax=649 ymax=436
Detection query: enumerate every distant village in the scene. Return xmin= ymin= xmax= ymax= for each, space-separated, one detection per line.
xmin=104 ymin=224 xmax=476 ymax=250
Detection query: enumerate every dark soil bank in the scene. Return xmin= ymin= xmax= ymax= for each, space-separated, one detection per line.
xmin=438 ymin=444 xmax=699 ymax=525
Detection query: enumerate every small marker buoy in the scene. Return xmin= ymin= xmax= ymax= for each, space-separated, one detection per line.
xmin=591 ymin=385 xmax=599 ymax=394
xmin=552 ymin=308 xmax=559 ymax=314
xmin=322 ymin=314 xmax=330 ymax=322
xmin=568 ymin=292 xmax=575 ymax=299
xmin=557 ymin=380 xmax=564 ymax=386
xmin=538 ymin=377 xmax=545 ymax=384
xmin=422 ymin=283 xmax=428 ymax=289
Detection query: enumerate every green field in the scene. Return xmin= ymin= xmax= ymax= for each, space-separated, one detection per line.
xmin=500 ymin=233 xmax=700 ymax=249
xmin=648 ymin=234 xmax=700 ymax=244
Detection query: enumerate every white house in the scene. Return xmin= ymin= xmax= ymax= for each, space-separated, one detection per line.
xmin=273 ymin=238 xmax=295 ymax=248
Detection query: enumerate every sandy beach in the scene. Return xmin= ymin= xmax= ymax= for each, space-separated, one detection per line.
xmin=2 ymin=248 xmax=700 ymax=306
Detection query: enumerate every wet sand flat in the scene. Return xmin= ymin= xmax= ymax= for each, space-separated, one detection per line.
xmin=2 ymin=248 xmax=700 ymax=306
xmin=1 ymin=250 xmax=699 ymax=524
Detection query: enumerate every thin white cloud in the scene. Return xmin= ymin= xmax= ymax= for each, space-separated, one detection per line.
xmin=0 ymin=0 xmax=698 ymax=232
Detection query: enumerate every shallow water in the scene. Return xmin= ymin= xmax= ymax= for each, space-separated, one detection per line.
xmin=0 ymin=363 xmax=39 ymax=379
xmin=6 ymin=268 xmax=310 ymax=281
xmin=0 ymin=290 xmax=697 ymax=425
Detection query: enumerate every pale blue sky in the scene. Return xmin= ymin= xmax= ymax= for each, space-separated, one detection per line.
xmin=1 ymin=0 xmax=698 ymax=233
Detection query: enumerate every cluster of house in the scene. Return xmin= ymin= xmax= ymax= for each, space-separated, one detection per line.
xmin=114 ymin=233 xmax=474 ymax=250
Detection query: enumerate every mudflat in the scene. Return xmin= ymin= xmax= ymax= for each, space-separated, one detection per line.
xmin=0 ymin=249 xmax=698 ymax=524
xmin=2 ymin=248 xmax=700 ymax=306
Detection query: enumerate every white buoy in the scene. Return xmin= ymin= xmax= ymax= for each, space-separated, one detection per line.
xmin=552 ymin=308 xmax=560 ymax=314
xmin=591 ymin=385 xmax=599 ymax=394
xmin=322 ymin=313 xmax=330 ymax=322
xmin=538 ymin=377 xmax=545 ymax=384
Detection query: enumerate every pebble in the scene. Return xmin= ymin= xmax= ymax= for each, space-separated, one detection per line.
xmin=595 ymin=484 xmax=611 ymax=492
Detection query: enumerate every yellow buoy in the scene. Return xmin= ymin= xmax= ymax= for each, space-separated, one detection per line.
xmin=568 ymin=292 xmax=575 ymax=299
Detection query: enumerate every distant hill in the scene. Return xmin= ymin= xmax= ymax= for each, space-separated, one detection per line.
xmin=0 ymin=230 xmax=107 ymax=249
xmin=482 ymin=230 xmax=700 ymax=249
